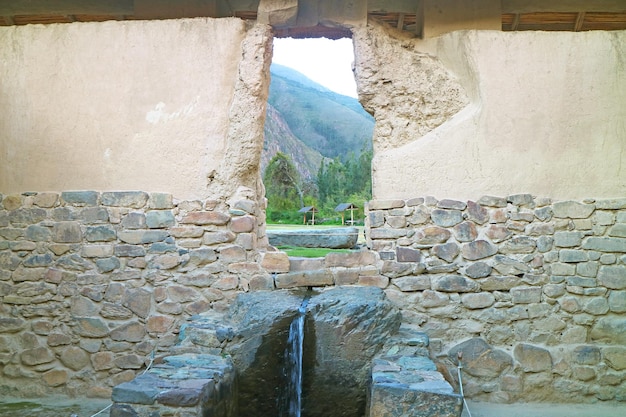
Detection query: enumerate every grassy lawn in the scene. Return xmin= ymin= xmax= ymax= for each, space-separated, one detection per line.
xmin=277 ymin=246 xmax=351 ymax=258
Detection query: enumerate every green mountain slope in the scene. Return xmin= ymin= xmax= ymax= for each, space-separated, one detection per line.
xmin=263 ymin=64 xmax=374 ymax=170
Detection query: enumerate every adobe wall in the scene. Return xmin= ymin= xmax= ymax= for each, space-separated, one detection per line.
xmin=353 ymin=22 xmax=626 ymax=200
xmin=0 ymin=18 xmax=271 ymax=203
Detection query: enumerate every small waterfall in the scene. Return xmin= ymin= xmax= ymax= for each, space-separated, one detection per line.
xmin=282 ymin=295 xmax=310 ymax=417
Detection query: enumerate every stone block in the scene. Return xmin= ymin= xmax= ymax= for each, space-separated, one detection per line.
xmin=566 ymin=276 xmax=596 ymax=287
xmin=101 ymin=191 xmax=148 ymax=208
xmin=431 ymin=209 xmax=463 ymax=227
xmin=60 ymin=346 xmax=90 ymax=371
xmin=500 ymin=236 xmax=536 ymax=253
xmin=203 ymin=231 xmax=237 ymax=245
xmin=110 ymin=322 xmax=146 ymax=343
xmin=21 ymin=346 xmax=54 ymax=365
xmin=181 ymin=211 xmax=230 ymax=225
xmin=449 ymin=338 xmax=512 ymax=377
xmin=478 ymin=196 xmax=507 ymax=207
xmin=75 ymin=317 xmax=110 ymax=338
xmin=260 ymin=251 xmax=290 ymax=272
xmin=583 ymin=297 xmax=609 ymax=315
xmin=52 ymin=221 xmax=82 ymax=243
xmin=432 ymin=275 xmax=479 ymax=293
xmin=595 ymin=198 xmax=626 ymax=209
xmin=465 ymin=262 xmax=492 ymax=279
xmin=79 ymin=207 xmax=109 ymax=224
xmin=146 ymin=210 xmax=175 ymax=228
xmin=437 ymin=199 xmax=467 ymax=210
xmin=121 ymin=212 xmax=146 ymax=229
xmin=608 ymin=290 xmax=626 ymax=313
xmin=370 ymin=227 xmax=407 ymax=239
xmin=368 ymin=200 xmax=405 ymax=210
xmin=554 ymin=231 xmax=584 ymax=247
xmin=466 ymin=200 xmax=489 ymax=224
xmin=170 ymin=226 xmax=204 ymax=238
xmin=598 ymin=265 xmax=626 ymax=289
xmin=552 ymin=201 xmax=595 ymax=218
xmin=85 ymin=225 xmax=117 ymax=242
xmin=23 ymin=253 xmax=53 ymax=267
xmin=431 ymin=242 xmax=459 ymax=262
xmin=511 ymin=286 xmax=542 ymax=304
xmin=325 ymin=250 xmax=377 ymax=267
xmin=583 ymin=237 xmax=626 ymax=252
xmin=514 ymin=343 xmax=552 ymax=372
xmin=149 ymin=193 xmax=173 ymax=209
xmin=392 ymin=275 xmax=430 ymax=292
xmin=42 ymin=369 xmax=69 ymax=387
xmin=609 ymin=223 xmax=626 ymax=237
xmin=118 ymin=230 xmax=169 ymax=244
xmin=461 ymin=240 xmax=497 ymax=260
xmin=590 ymin=317 xmax=626 ymax=344
xmin=61 ymin=191 xmax=98 ymax=206
xmin=381 ymin=260 xmax=415 ymax=278
xmin=230 ymin=215 xmax=255 ymax=233
xmin=358 ymin=274 xmax=389 ymax=288
xmin=275 ymin=270 xmax=334 ymax=288
xmin=602 ymin=347 xmax=626 ymax=370
xmin=414 ymin=226 xmax=451 ymax=246
xmin=559 ymin=249 xmax=588 ymax=263
xmin=572 ymin=345 xmax=601 ymax=365
xmin=114 ymin=245 xmax=146 ymax=257
xmin=25 ymin=224 xmax=51 ymax=241
xmin=396 ymin=247 xmax=422 ymax=263
xmin=461 ymin=292 xmax=495 ymax=309
xmin=453 ymin=221 xmax=478 ymax=242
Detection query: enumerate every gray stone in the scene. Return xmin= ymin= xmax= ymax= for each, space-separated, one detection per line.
xmin=118 ymin=230 xmax=169 ymax=244
xmin=566 ymin=276 xmax=596 ymax=287
xmin=203 ymin=231 xmax=236 ymax=245
xmin=121 ymin=213 xmax=146 ymax=229
xmin=437 ymin=199 xmax=466 ymax=210
xmin=552 ymin=201 xmax=595 ymax=218
xmin=381 ymin=260 xmax=416 ymax=278
xmin=368 ymin=211 xmax=385 ymax=227
xmin=432 ymin=275 xmax=479 ymax=293
xmin=609 ymin=223 xmax=626 ymax=237
xmin=61 ymin=191 xmax=99 ymax=206
xmin=608 ymin=290 xmax=626 ymax=313
xmin=22 ymin=253 xmax=52 ymax=268
xmin=369 ymin=227 xmax=407 ymax=240
xmin=477 ymin=196 xmax=507 ymax=207
xmin=559 ymin=249 xmax=588 ymax=263
xmin=268 ymin=227 xmax=358 ymax=249
xmin=75 ymin=317 xmax=109 ymax=337
xmin=514 ymin=343 xmax=552 ymax=372
xmin=393 ymin=276 xmax=431 ymax=291
xmin=536 ymin=236 xmax=554 ymax=252
xmin=461 ymin=292 xmax=495 ymax=309
xmin=21 ymin=347 xmax=55 ymax=365
xmin=453 ymin=221 xmax=478 ymax=242
xmin=368 ymin=200 xmax=405 ymax=210
xmin=146 ymin=210 xmax=175 ymax=228
xmin=554 ymin=231 xmax=584 ymax=247
xmin=432 ymin=242 xmax=459 ymax=262
xmin=110 ymin=322 xmax=146 ymax=342
xmin=595 ymin=198 xmax=626 ymax=209
xmin=508 ymin=194 xmax=534 ymax=207
xmin=511 ymin=286 xmax=542 ymax=304
xmin=583 ymin=297 xmax=609 ymax=315
xmin=598 ymin=265 xmax=626 ymax=289
xmin=500 ymin=236 xmax=536 ymax=254
xmin=413 ymin=226 xmax=451 ymax=246
xmin=326 ymin=251 xmax=377 ymax=268
xmin=101 ymin=191 xmax=149 ymax=208
xmin=181 ymin=211 xmax=230 ymax=225
xmin=590 ymin=317 xmax=626 ymax=344
xmin=25 ymin=225 xmax=51 ymax=241
xmin=462 ymin=240 xmax=497 ymax=260
xmin=60 ymin=346 xmax=90 ymax=371
xmin=572 ymin=345 xmax=601 ymax=365
xmin=534 ymin=206 xmax=553 ymax=221
xmin=275 ymin=270 xmax=334 ymax=288
xmin=396 ymin=247 xmax=422 ymax=263
xmin=449 ymin=338 xmax=512 ymax=377
xmin=583 ymin=237 xmax=626 ymax=252
xmin=407 ymin=205 xmax=430 ymax=225
xmin=114 ymin=245 xmax=146 ymax=257
xmin=79 ymin=207 xmax=109 ymax=223
xmin=96 ymin=257 xmax=120 ymax=273
xmin=149 ymin=193 xmax=174 ymax=209
xmin=431 ymin=209 xmax=463 ymax=227
xmin=56 ymin=254 xmax=91 ymax=271
xmin=85 ymin=225 xmax=117 ymax=242
xmin=576 ymin=261 xmax=599 ymax=278
xmin=465 ymin=262 xmax=492 ymax=278
xmin=126 ymin=288 xmax=152 ymax=318
xmin=466 ymin=200 xmax=489 ymax=224
xmin=148 ymin=242 xmax=177 ymax=254
xmin=602 ymin=347 xmax=626 ymax=370
xmin=52 ymin=221 xmax=82 ymax=243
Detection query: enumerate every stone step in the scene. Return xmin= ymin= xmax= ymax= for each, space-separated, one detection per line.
xmin=110 ymin=353 xmax=236 ymax=417
xmin=368 ymin=325 xmax=463 ymax=417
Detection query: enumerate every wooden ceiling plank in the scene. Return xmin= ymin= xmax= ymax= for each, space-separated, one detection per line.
xmin=503 ymin=0 xmax=626 ymax=14
xmin=0 ymin=1 xmax=134 ymax=16
xmin=574 ymin=11 xmax=586 ymax=31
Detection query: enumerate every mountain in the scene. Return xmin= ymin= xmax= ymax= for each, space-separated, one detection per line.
xmin=262 ymin=64 xmax=374 ymax=183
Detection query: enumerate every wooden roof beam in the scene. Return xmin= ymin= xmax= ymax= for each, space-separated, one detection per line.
xmin=503 ymin=0 xmax=626 ymax=14
xmin=0 ymin=0 xmax=133 ymax=16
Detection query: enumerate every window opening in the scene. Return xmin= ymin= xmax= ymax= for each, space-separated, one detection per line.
xmin=262 ymin=36 xmax=375 ymax=254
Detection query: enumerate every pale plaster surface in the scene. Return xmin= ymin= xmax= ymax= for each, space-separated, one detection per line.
xmin=0 ymin=18 xmax=248 ymax=200
xmin=354 ymin=25 xmax=626 ymax=201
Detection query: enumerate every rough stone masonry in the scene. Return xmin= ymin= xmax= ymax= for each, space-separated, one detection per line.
xmin=1 ymin=190 xmax=625 ymax=404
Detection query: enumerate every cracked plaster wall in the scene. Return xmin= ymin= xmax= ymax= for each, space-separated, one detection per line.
xmin=353 ymin=22 xmax=626 ymax=201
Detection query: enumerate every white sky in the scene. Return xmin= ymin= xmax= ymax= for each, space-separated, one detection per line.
xmin=272 ymin=37 xmax=358 ymax=98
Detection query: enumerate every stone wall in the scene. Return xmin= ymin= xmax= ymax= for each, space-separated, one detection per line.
xmin=366 ymin=195 xmax=626 ymax=403
xmin=0 ymin=190 xmax=272 ymax=398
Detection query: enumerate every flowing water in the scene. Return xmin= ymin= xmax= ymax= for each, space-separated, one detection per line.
xmin=282 ymin=296 xmax=310 ymax=417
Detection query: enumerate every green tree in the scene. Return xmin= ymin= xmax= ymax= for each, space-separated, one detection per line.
xmin=264 ymin=152 xmax=304 ymax=209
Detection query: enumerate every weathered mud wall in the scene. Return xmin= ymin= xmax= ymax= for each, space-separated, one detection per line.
xmin=353 ymin=22 xmax=626 ymax=200
xmin=0 ymin=18 xmax=271 ymax=203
